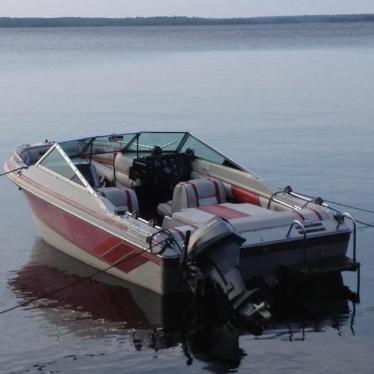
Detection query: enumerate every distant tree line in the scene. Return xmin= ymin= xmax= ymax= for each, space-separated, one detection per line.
xmin=0 ymin=15 xmax=374 ymax=28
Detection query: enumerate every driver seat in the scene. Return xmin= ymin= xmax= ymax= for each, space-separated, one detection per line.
xmin=92 ymin=152 xmax=143 ymax=189
xmin=157 ymin=178 xmax=226 ymax=218
xmin=114 ymin=153 xmax=143 ymax=188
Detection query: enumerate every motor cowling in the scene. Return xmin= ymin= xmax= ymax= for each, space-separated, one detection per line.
xmin=185 ymin=217 xmax=270 ymax=323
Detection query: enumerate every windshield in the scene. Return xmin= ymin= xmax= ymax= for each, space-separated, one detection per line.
xmin=59 ymin=132 xmax=188 ymax=158
xmin=58 ymin=131 xmax=245 ymax=171
xmin=125 ymin=132 xmax=187 ymax=153
xmin=60 ymin=134 xmax=136 ymax=159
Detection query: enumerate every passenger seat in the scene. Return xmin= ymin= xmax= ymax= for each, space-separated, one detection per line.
xmin=98 ymin=186 xmax=139 ymax=216
xmin=157 ymin=178 xmax=226 ymax=217
xmin=76 ymin=163 xmax=101 ymax=190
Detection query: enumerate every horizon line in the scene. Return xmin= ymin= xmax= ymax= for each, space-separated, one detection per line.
xmin=1 ymin=14 xmax=373 ymax=28
xmin=1 ymin=13 xmax=374 ymax=19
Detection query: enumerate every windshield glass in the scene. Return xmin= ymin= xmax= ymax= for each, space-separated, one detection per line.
xmin=59 ymin=132 xmax=188 ymax=158
xmin=58 ymin=131 xmax=245 ymax=171
xmin=125 ymin=132 xmax=187 ymax=153
xmin=38 ymin=146 xmax=85 ymax=187
xmin=60 ymin=134 xmax=137 ymax=159
xmin=181 ymin=135 xmax=226 ymax=165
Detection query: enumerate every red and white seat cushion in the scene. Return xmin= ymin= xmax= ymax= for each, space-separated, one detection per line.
xmin=157 ymin=178 xmax=226 ymax=217
xmin=98 ymin=186 xmax=139 ymax=215
xmin=171 ymin=202 xmax=327 ymax=233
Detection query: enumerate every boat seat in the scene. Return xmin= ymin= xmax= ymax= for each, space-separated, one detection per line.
xmin=91 ymin=153 xmax=143 ymax=188
xmin=20 ymin=144 xmax=52 ymax=166
xmin=157 ymin=178 xmax=226 ymax=218
xmin=114 ymin=153 xmax=143 ymax=188
xmin=169 ymin=202 xmax=327 ymax=233
xmin=91 ymin=156 xmax=115 ymax=184
xmin=76 ymin=163 xmax=101 ymax=190
xmin=157 ymin=201 xmax=173 ymax=217
xmin=98 ymin=186 xmax=139 ymax=215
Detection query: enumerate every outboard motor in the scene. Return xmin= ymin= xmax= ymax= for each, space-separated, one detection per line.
xmin=184 ymin=217 xmax=270 ymax=323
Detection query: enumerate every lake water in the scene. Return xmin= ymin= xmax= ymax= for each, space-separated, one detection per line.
xmin=0 ymin=22 xmax=374 ymax=373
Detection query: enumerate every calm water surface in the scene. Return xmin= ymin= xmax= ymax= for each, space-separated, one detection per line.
xmin=0 ymin=23 xmax=374 ymax=373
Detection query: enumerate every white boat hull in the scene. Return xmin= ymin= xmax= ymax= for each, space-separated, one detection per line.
xmin=28 ymin=189 xmax=350 ymax=294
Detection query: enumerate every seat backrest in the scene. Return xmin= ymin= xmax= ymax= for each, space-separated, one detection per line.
xmin=114 ymin=153 xmax=142 ymax=188
xmin=98 ymin=186 xmax=139 ymax=215
xmin=76 ymin=163 xmax=101 ymax=190
xmin=171 ymin=178 xmax=226 ymax=213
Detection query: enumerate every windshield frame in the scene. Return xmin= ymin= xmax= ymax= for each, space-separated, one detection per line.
xmin=35 ymin=142 xmax=98 ymax=195
xmin=49 ymin=131 xmax=257 ymax=178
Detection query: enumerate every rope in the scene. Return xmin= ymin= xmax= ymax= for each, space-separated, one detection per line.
xmin=310 ymin=199 xmax=374 ymax=229
xmin=356 ymin=220 xmax=374 ymax=229
xmin=0 ymin=233 xmax=181 ymax=317
xmin=290 ymin=189 xmax=374 ymax=215
xmin=323 ymin=200 xmax=374 ymax=215
xmin=281 ymin=188 xmax=374 ymax=229
xmin=0 ymin=166 xmax=27 ymax=177
xmin=322 ymin=205 xmax=374 ymax=229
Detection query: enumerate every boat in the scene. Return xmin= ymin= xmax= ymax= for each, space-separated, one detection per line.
xmin=3 ymin=131 xmax=359 ymax=322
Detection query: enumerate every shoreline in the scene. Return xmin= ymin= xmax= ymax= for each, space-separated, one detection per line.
xmin=0 ymin=14 xmax=374 ymax=28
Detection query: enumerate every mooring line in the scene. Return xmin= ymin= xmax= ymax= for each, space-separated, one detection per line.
xmin=0 ymin=166 xmax=27 ymax=177
xmin=279 ymin=187 xmax=374 ymax=229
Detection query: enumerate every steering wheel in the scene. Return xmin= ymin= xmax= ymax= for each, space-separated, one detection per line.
xmin=153 ymin=154 xmax=180 ymax=185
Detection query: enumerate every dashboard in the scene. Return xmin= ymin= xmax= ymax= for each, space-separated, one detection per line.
xmin=129 ymin=149 xmax=194 ymax=187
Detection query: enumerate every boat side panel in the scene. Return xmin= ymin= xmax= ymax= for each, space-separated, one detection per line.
xmin=25 ymin=191 xmax=181 ymax=294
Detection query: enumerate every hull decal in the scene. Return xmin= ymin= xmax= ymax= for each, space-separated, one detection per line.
xmin=21 ymin=174 xmax=96 ymax=216
xmin=25 ymin=191 xmax=165 ymax=272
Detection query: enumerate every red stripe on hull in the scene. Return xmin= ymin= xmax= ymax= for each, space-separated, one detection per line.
xmin=101 ymin=243 xmax=132 ymax=263
xmin=116 ymin=250 xmax=153 ymax=273
xmin=21 ymin=174 xmax=96 ymax=217
xmin=24 ymin=191 xmax=162 ymax=272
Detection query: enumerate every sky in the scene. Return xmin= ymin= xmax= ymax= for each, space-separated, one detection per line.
xmin=1 ymin=0 xmax=374 ymax=18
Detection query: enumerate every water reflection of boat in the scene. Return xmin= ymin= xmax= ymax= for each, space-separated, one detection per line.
xmin=9 ymin=239 xmax=182 ymax=333
xmin=10 ymin=239 xmax=356 ymax=371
